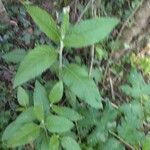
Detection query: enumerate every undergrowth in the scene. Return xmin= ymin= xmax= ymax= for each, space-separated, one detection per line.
xmin=0 ymin=0 xmax=150 ymax=150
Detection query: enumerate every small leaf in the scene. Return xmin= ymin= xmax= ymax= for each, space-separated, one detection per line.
xmin=61 ymin=136 xmax=81 ymax=150
xmin=52 ymin=105 xmax=83 ymax=121
xmin=117 ymin=102 xmax=144 ymax=145
xmin=17 ymin=87 xmax=29 ymax=107
xmin=46 ymin=115 xmax=74 ymax=133
xmin=15 ymin=107 xmax=36 ymax=124
xmin=96 ymin=46 xmax=108 ymax=60
xmin=27 ymin=5 xmax=60 ymax=42
xmin=49 ymin=81 xmax=63 ymax=104
xmin=49 ymin=135 xmax=59 ymax=150
xmin=64 ymin=17 xmax=119 ymax=48
xmin=33 ymin=81 xmax=49 ymax=121
xmin=3 ymin=123 xmax=40 ymax=148
xmin=14 ymin=45 xmax=57 ymax=87
xmin=2 ymin=49 xmax=26 ymax=63
xmin=63 ymin=64 xmax=102 ymax=109
xmin=120 ymin=69 xmax=150 ymax=98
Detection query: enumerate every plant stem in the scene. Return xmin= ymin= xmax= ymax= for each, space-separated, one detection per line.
xmin=59 ymin=40 xmax=64 ymax=80
xmin=89 ymin=45 xmax=95 ymax=77
xmin=76 ymin=0 xmax=92 ymax=23
xmin=89 ymin=0 xmax=95 ymax=77
xmin=109 ymin=130 xmax=138 ymax=150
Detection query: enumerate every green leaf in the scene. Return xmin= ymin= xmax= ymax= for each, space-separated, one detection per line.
xmin=49 ymin=81 xmax=63 ymax=104
xmin=87 ymin=102 xmax=117 ymax=145
xmin=142 ymin=136 xmax=150 ymax=150
xmin=40 ymin=137 xmax=49 ymax=150
xmin=2 ymin=107 xmax=36 ymax=143
xmin=52 ymin=105 xmax=83 ymax=121
xmin=65 ymin=89 xmax=77 ymax=107
xmin=4 ymin=123 xmax=40 ymax=148
xmin=117 ymin=102 xmax=144 ymax=146
xmin=63 ymin=64 xmax=102 ymax=109
xmin=49 ymin=135 xmax=59 ymax=150
xmin=27 ymin=5 xmax=60 ymax=42
xmin=96 ymin=46 xmax=108 ymax=60
xmin=102 ymin=138 xmax=125 ymax=150
xmin=15 ymin=107 xmax=36 ymax=124
xmin=2 ymin=49 xmax=26 ymax=63
xmin=17 ymin=87 xmax=29 ymax=107
xmin=46 ymin=115 xmax=74 ymax=133
xmin=64 ymin=17 xmax=119 ymax=48
xmin=14 ymin=45 xmax=57 ymax=87
xmin=61 ymin=136 xmax=81 ymax=150
xmin=35 ymin=134 xmax=49 ymax=150
xmin=120 ymin=69 xmax=150 ymax=98
xmin=33 ymin=81 xmax=49 ymax=121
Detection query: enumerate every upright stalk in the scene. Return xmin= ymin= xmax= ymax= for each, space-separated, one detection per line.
xmin=59 ymin=39 xmax=64 ymax=80
xmin=89 ymin=0 xmax=95 ymax=77
xmin=59 ymin=6 xmax=69 ymax=80
xmin=89 ymin=45 xmax=95 ymax=77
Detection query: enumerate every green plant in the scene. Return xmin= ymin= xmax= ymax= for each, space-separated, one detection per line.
xmin=2 ymin=4 xmax=119 ymax=149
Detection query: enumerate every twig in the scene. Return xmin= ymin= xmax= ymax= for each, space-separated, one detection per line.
xmin=109 ymin=130 xmax=138 ymax=150
xmin=111 ymin=102 xmax=118 ymax=109
xmin=76 ymin=0 xmax=92 ymax=23
xmin=109 ymin=76 xmax=115 ymax=100
xmin=89 ymin=0 xmax=95 ymax=77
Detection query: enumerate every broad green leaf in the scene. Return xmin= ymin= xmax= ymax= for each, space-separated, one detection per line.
xmin=2 ymin=122 xmax=22 ymax=145
xmin=4 ymin=123 xmax=40 ymax=148
xmin=46 ymin=115 xmax=74 ymax=133
xmin=2 ymin=49 xmax=26 ymax=63
xmin=52 ymin=105 xmax=83 ymax=121
xmin=61 ymin=136 xmax=81 ymax=150
xmin=14 ymin=45 xmax=57 ymax=87
xmin=15 ymin=107 xmax=36 ymax=124
xmin=27 ymin=5 xmax=60 ymax=42
xmin=49 ymin=135 xmax=59 ymax=150
xmin=17 ymin=87 xmax=29 ymax=107
xmin=63 ymin=64 xmax=102 ymax=109
xmin=33 ymin=81 xmax=49 ymax=121
xmin=64 ymin=17 xmax=119 ymax=48
xmin=2 ymin=107 xmax=36 ymax=143
xmin=49 ymin=81 xmax=63 ymax=104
